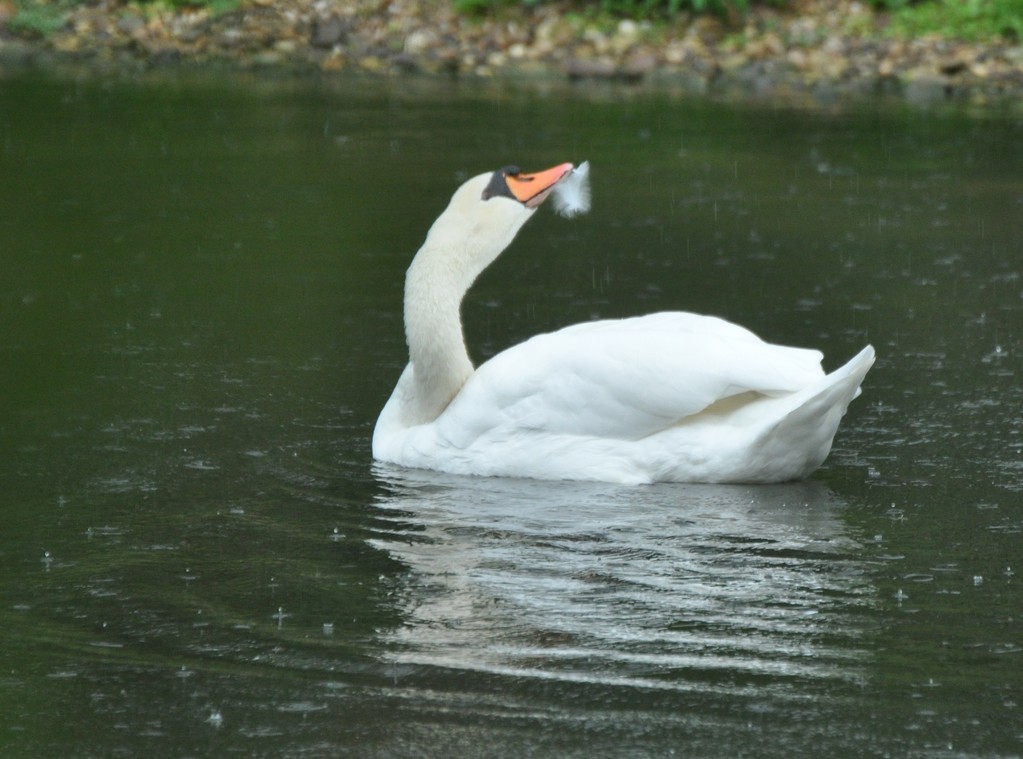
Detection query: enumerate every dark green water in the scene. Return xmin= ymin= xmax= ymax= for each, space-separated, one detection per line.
xmin=1 ymin=71 xmax=1021 ymax=757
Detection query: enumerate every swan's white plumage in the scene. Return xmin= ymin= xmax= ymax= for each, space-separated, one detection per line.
xmin=372 ymin=163 xmax=874 ymax=484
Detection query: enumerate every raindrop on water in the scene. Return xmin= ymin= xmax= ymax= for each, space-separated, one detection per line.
xmin=273 ymin=607 xmax=291 ymax=629
xmin=982 ymin=344 xmax=1007 ymax=363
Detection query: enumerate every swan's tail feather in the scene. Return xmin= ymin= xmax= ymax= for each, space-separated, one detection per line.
xmin=751 ymin=345 xmax=875 ymax=481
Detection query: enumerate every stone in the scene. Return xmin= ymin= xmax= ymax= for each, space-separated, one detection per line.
xmin=0 ymin=1 xmax=15 ymax=30
xmin=391 ymin=53 xmax=419 ymax=73
xmin=144 ymin=43 xmax=182 ymax=67
xmin=174 ymin=25 xmax=204 ymax=43
xmin=115 ymin=12 xmax=145 ymax=36
xmin=404 ymin=28 xmax=439 ymax=56
xmin=564 ymin=56 xmax=616 ymax=80
xmin=311 ymin=14 xmax=347 ymax=49
xmin=321 ymin=52 xmax=344 ymax=71
xmin=218 ymin=28 xmax=244 ymax=48
xmin=904 ymin=71 xmax=951 ymax=104
xmin=252 ymin=51 xmax=282 ymax=66
xmin=623 ymin=49 xmax=657 ymax=79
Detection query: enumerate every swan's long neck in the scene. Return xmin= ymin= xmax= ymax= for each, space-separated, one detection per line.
xmin=402 ymin=242 xmax=477 ymax=425
xmin=387 ymin=185 xmax=533 ymax=430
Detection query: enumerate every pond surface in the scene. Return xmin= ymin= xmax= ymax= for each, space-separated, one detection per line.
xmin=1 ymin=70 xmax=1022 ymax=757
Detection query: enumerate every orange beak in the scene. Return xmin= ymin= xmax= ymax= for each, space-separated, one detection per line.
xmin=505 ymin=163 xmax=575 ymax=208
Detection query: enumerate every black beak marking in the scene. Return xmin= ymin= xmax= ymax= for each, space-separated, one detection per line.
xmin=481 ymin=165 xmax=523 ymax=202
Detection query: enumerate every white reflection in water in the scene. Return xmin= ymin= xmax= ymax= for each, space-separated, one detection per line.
xmin=370 ymin=467 xmax=873 ymax=693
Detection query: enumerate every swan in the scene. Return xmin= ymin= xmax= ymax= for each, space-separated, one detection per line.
xmin=372 ymin=162 xmax=874 ymax=484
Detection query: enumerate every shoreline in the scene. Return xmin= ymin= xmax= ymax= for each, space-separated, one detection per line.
xmin=2 ymin=0 xmax=1022 ymax=107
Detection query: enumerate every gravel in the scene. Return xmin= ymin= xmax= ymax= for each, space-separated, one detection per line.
xmin=2 ymin=0 xmax=1022 ymax=106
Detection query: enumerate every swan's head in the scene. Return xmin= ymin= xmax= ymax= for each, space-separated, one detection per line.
xmin=478 ymin=162 xmax=575 ymax=210
xmin=444 ymin=162 xmax=575 ymax=238
xmin=419 ymin=163 xmax=575 ymax=285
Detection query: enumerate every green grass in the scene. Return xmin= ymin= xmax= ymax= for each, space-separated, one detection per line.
xmin=7 ymin=0 xmax=73 ymax=37
xmin=876 ymin=0 xmax=1023 ymax=40
xmin=7 ymin=0 xmax=242 ymax=39
xmin=453 ymin=0 xmax=761 ymax=17
xmin=454 ymin=0 xmax=1021 ymax=36
xmin=142 ymin=0 xmax=243 ymax=11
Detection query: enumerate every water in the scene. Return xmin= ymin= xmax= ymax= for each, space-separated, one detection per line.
xmin=2 ymin=70 xmax=1022 ymax=756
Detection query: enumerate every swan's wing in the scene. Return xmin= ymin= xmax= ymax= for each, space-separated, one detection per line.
xmin=436 ymin=312 xmax=824 ymax=446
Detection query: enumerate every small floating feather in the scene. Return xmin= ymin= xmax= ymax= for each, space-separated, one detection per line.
xmin=552 ymin=161 xmax=591 ymax=218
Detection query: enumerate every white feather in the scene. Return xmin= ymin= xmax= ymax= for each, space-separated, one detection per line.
xmin=551 ymin=160 xmax=591 ymax=218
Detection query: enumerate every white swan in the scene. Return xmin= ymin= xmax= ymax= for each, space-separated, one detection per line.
xmin=373 ymin=162 xmax=874 ymax=484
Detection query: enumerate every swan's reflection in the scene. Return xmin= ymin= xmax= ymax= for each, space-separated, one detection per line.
xmin=370 ymin=466 xmax=872 ymax=692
